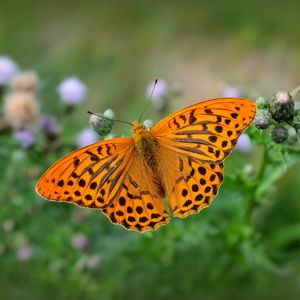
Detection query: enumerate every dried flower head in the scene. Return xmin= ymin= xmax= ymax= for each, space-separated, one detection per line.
xmin=4 ymin=92 xmax=40 ymax=131
xmin=10 ymin=71 xmax=39 ymax=94
xmin=270 ymin=90 xmax=294 ymax=123
xmin=0 ymin=56 xmax=19 ymax=85
xmin=58 ymin=77 xmax=87 ymax=106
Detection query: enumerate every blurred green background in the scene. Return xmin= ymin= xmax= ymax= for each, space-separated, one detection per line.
xmin=1 ymin=0 xmax=300 ymax=299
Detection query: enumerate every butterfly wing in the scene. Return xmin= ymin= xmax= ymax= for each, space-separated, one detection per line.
xmin=36 ymin=137 xmax=170 ymax=232
xmin=152 ymin=98 xmax=256 ymax=163
xmin=152 ymin=98 xmax=256 ymax=217
xmin=36 ymin=138 xmax=135 ymax=209
xmin=102 ymin=151 xmax=170 ymax=232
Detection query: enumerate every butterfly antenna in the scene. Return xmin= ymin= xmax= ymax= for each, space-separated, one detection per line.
xmin=138 ymin=78 xmax=158 ymax=123
xmin=86 ymin=111 xmax=133 ymax=126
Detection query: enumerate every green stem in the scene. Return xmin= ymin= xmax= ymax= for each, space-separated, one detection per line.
xmin=244 ymin=146 xmax=269 ymax=223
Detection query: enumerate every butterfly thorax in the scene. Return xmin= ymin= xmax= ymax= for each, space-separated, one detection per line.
xmin=132 ymin=121 xmax=158 ymax=167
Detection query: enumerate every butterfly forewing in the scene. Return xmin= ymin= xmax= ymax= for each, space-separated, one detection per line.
xmin=152 ymin=98 xmax=256 ymax=163
xmin=36 ymin=138 xmax=134 ymax=209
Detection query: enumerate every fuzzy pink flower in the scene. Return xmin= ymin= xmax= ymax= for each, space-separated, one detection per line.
xmin=0 ymin=56 xmax=19 ymax=85
xmin=17 ymin=244 xmax=34 ymax=261
xmin=71 ymin=233 xmax=88 ymax=251
xmin=76 ymin=128 xmax=98 ymax=148
xmin=14 ymin=130 xmax=36 ymax=148
xmin=146 ymin=79 xmax=169 ymax=109
xmin=222 ymin=84 xmax=240 ymax=97
xmin=236 ymin=133 xmax=252 ymax=153
xmin=58 ymin=77 xmax=87 ymax=105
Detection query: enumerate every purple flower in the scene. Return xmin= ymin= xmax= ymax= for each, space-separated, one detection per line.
xmin=0 ymin=56 xmax=19 ymax=85
xmin=146 ymin=79 xmax=169 ymax=109
xmin=17 ymin=244 xmax=34 ymax=261
xmin=76 ymin=128 xmax=98 ymax=148
xmin=236 ymin=133 xmax=252 ymax=153
xmin=71 ymin=233 xmax=88 ymax=251
xmin=222 ymin=84 xmax=240 ymax=97
xmin=58 ymin=77 xmax=87 ymax=105
xmin=41 ymin=115 xmax=60 ymax=138
xmin=14 ymin=130 xmax=36 ymax=148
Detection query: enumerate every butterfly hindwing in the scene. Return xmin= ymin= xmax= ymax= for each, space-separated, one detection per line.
xmin=102 ymin=152 xmax=170 ymax=232
xmin=156 ymin=147 xmax=224 ymax=217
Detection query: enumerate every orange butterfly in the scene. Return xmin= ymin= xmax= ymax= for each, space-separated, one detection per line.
xmin=36 ymin=98 xmax=256 ymax=232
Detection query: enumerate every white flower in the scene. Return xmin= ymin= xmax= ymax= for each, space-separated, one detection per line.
xmin=0 ymin=56 xmax=19 ymax=85
xmin=76 ymin=128 xmax=98 ymax=148
xmin=146 ymin=79 xmax=169 ymax=109
xmin=236 ymin=133 xmax=252 ymax=153
xmin=58 ymin=77 xmax=87 ymax=105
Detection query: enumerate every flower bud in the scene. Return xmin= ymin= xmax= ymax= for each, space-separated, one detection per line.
xmin=271 ymin=125 xmax=288 ymax=143
xmin=256 ymin=97 xmax=268 ymax=109
xmin=254 ymin=109 xmax=272 ymax=129
xmin=143 ymin=119 xmax=154 ymax=130
xmin=89 ymin=109 xmax=115 ymax=136
xmin=270 ymin=90 xmax=294 ymax=122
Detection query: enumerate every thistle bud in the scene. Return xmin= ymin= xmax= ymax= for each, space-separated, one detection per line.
xmin=143 ymin=119 xmax=154 ymax=130
xmin=89 ymin=109 xmax=115 ymax=136
xmin=271 ymin=125 xmax=288 ymax=143
xmin=270 ymin=90 xmax=294 ymax=122
xmin=256 ymin=97 xmax=268 ymax=109
xmin=254 ymin=109 xmax=272 ymax=129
